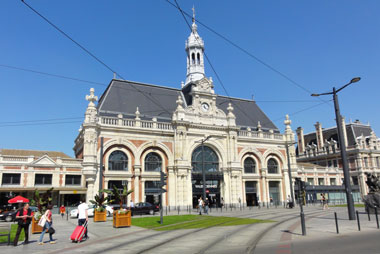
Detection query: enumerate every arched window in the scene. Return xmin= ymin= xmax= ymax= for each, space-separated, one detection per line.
xmin=145 ymin=152 xmax=162 ymax=172
xmin=191 ymin=53 xmax=195 ymax=64
xmin=191 ymin=146 xmax=219 ymax=173
xmin=197 ymin=53 xmax=200 ymax=64
xmin=267 ymin=158 xmax=278 ymax=174
xmin=108 ymin=151 xmax=128 ymax=171
xmin=244 ymin=157 xmax=256 ymax=174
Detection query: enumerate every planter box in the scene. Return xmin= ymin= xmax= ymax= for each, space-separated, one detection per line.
xmin=94 ymin=210 xmax=107 ymax=222
xmin=113 ymin=210 xmax=131 ymax=228
xmin=31 ymin=217 xmax=43 ymax=234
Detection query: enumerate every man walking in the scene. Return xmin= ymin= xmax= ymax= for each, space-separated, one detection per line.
xmin=77 ymin=200 xmax=89 ymax=240
xmin=204 ymin=198 xmax=209 ymax=215
xmin=14 ymin=203 xmax=33 ymax=246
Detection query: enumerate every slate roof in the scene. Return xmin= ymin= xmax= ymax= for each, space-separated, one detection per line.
xmin=97 ymin=79 xmax=278 ymax=131
xmin=302 ymin=122 xmax=374 ymax=147
xmin=0 ymin=149 xmax=72 ymax=158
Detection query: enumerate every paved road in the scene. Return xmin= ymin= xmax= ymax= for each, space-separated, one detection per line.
xmin=255 ymin=231 xmax=380 ymax=254
xmin=1 ymin=206 xmax=378 ymax=254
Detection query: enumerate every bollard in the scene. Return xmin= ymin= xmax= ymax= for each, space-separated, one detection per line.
xmin=166 ymin=206 xmax=168 ymax=216
xmin=66 ymin=211 xmax=68 ymax=221
xmin=356 ymin=210 xmax=361 ymax=231
xmin=178 ymin=206 xmax=180 ymax=215
xmin=367 ymin=209 xmax=371 ymax=221
xmin=334 ymin=212 xmax=339 ymax=234
xmin=375 ymin=207 xmax=379 ymax=229
xmin=169 ymin=206 xmax=170 ymax=212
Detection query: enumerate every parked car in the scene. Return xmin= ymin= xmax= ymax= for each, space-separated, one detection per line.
xmin=70 ymin=204 xmax=114 ymax=218
xmin=131 ymin=202 xmax=159 ymax=216
xmin=0 ymin=210 xmax=17 ymax=222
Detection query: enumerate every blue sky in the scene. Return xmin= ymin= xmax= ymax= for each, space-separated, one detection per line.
xmin=1 ymin=0 xmax=379 ymax=157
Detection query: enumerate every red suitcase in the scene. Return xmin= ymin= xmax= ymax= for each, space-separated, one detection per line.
xmin=70 ymin=221 xmax=87 ymax=242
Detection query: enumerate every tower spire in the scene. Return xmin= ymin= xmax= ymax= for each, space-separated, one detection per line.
xmin=185 ymin=6 xmax=205 ymax=85
xmin=192 ymin=5 xmax=195 ymax=23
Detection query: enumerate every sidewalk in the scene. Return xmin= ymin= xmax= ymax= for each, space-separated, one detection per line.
xmin=1 ymin=206 xmax=378 ymax=254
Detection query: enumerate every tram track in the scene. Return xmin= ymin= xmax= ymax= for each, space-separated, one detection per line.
xmin=245 ymin=210 xmax=327 ymax=254
xmin=135 ymin=209 xmax=325 ymax=254
xmin=50 ymin=208 xmax=325 ymax=254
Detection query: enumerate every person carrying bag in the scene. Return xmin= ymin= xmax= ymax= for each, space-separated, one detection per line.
xmin=38 ymin=205 xmax=56 ymax=245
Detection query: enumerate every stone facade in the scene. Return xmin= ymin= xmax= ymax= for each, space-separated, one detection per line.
xmin=296 ymin=120 xmax=380 ymax=196
xmin=0 ymin=149 xmax=85 ymax=206
xmin=73 ymin=18 xmax=297 ymax=208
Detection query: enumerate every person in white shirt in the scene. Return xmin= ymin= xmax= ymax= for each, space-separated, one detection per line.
xmin=130 ymin=200 xmax=134 ymax=209
xmin=198 ymin=197 xmax=204 ymax=215
xmin=77 ymin=200 xmax=89 ymax=239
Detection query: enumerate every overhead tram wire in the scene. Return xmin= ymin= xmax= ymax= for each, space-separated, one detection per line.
xmin=0 ymin=63 xmax=322 ymax=103
xmin=165 ymin=0 xmax=330 ymax=106
xmin=17 ymin=1 xmax=330 ymax=130
xmin=20 ymin=0 xmax=172 ymax=117
xmin=0 ymin=120 xmax=83 ymax=128
xmin=0 ymin=64 xmax=106 ymax=87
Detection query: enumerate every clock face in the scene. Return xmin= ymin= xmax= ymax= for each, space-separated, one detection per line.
xmin=201 ymin=103 xmax=209 ymax=112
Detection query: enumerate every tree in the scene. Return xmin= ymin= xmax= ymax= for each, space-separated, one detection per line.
xmin=111 ymin=185 xmax=133 ymax=212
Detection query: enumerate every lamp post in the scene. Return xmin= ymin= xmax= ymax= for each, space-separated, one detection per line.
xmin=311 ymin=77 xmax=360 ymax=220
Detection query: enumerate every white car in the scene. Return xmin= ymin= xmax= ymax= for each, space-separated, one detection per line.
xmin=70 ymin=205 xmax=114 ymax=218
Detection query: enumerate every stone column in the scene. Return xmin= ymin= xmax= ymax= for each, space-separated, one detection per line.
xmin=133 ymin=165 xmax=141 ymax=204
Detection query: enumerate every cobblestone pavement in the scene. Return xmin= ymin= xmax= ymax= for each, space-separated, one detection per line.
xmin=1 ymin=205 xmax=377 ymax=254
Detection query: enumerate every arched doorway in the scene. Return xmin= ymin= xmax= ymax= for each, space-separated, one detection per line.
xmin=191 ymin=146 xmax=223 ymax=208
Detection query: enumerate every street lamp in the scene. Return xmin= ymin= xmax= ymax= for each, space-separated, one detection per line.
xmin=311 ymin=77 xmax=361 ymax=220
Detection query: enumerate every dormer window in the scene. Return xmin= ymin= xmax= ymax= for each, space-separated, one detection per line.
xmin=192 ymin=53 xmax=195 ymax=64
xmin=197 ymin=53 xmax=200 ymax=64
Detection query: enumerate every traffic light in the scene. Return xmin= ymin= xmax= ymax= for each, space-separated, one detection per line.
xmin=160 ymin=171 xmax=167 ymax=193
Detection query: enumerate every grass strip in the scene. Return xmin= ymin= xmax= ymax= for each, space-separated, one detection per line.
xmin=331 ymin=204 xmax=365 ymax=207
xmin=132 ymin=215 xmax=273 ymax=231
xmin=0 ymin=224 xmax=25 ymax=243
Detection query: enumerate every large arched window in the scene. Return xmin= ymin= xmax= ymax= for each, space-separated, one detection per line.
xmin=191 ymin=146 xmax=219 ymax=173
xmin=108 ymin=151 xmax=128 ymax=171
xmin=244 ymin=157 xmax=256 ymax=174
xmin=145 ymin=152 xmax=162 ymax=172
xmin=267 ymin=158 xmax=278 ymax=174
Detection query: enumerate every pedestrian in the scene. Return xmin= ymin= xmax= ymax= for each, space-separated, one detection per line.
xmin=286 ymin=195 xmax=293 ymax=208
xmin=204 ymin=198 xmax=209 ymax=215
xmin=13 ymin=203 xmax=34 ymax=246
xmin=198 ymin=197 xmax=204 ymax=215
xmin=220 ymin=197 xmax=224 ymax=208
xmin=130 ymin=199 xmax=134 ymax=209
xmin=321 ymin=193 xmax=329 ymax=210
xmin=77 ymin=200 xmax=89 ymax=240
xmin=270 ymin=196 xmax=273 ymax=206
xmin=38 ymin=204 xmax=55 ymax=245
xmin=59 ymin=205 xmax=66 ymax=219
